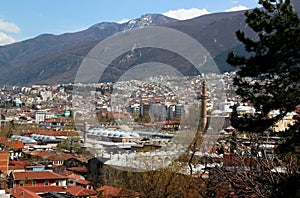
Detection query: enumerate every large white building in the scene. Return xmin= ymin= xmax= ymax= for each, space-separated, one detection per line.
xmin=34 ymin=110 xmax=55 ymax=123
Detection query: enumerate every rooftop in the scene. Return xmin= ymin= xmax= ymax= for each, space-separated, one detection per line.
xmin=66 ymin=186 xmax=97 ymax=197
xmin=13 ymin=171 xmax=66 ymax=181
xmin=0 ymin=137 xmax=24 ymax=149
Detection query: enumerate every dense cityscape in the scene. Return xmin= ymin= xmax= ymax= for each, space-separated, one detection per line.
xmin=0 ymin=70 xmax=298 ymax=197
xmin=0 ymin=0 xmax=299 ymax=197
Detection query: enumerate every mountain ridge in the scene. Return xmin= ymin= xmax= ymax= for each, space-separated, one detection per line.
xmin=0 ymin=14 xmax=177 ymax=67
xmin=0 ymin=0 xmax=299 ymax=85
xmin=0 ymin=11 xmax=254 ymax=85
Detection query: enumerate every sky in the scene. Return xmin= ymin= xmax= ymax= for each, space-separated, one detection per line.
xmin=0 ymin=0 xmax=260 ymax=45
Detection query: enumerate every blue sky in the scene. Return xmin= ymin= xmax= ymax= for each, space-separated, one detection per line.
xmin=0 ymin=0 xmax=260 ymax=45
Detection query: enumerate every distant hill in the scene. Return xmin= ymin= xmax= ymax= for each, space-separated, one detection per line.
xmin=0 ymin=14 xmax=178 ymax=85
xmin=0 ymin=0 xmax=299 ymax=85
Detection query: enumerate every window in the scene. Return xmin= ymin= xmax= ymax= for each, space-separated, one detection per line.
xmin=68 ymin=180 xmax=74 ymax=185
xmin=44 ymin=179 xmax=49 ymax=186
xmin=32 ymin=180 xmax=36 ymax=186
xmin=54 ymin=160 xmax=63 ymax=165
xmin=19 ymin=181 xmax=24 ymax=187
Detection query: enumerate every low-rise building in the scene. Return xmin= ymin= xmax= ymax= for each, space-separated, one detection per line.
xmin=11 ymin=171 xmax=67 ymax=187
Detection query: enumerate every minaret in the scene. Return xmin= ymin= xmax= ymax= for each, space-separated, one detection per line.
xmin=83 ymin=122 xmax=89 ymax=143
xmin=200 ymin=81 xmax=208 ymax=132
xmin=139 ymin=92 xmax=143 ymax=116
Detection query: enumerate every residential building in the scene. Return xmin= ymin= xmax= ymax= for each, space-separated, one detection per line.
xmin=34 ymin=110 xmax=55 ymax=123
xmin=11 ymin=171 xmax=67 ymax=187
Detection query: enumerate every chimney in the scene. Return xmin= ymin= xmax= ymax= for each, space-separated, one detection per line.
xmin=200 ymin=80 xmax=208 ymax=132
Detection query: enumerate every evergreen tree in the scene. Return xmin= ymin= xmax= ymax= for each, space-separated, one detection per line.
xmin=227 ymin=0 xmax=300 ymax=133
xmin=226 ymin=1 xmax=300 ymax=197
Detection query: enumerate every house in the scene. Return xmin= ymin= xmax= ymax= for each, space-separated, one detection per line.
xmin=64 ymin=155 xmax=87 ymax=168
xmin=66 ymin=172 xmax=85 ymax=186
xmin=8 ymin=185 xmax=97 ymax=198
xmin=8 ymin=160 xmax=34 ymax=174
xmin=87 ymin=157 xmax=108 ymax=186
xmin=67 ymin=166 xmax=88 ymax=177
xmin=9 ymin=163 xmax=26 ymax=174
xmin=9 ymin=135 xmax=36 ymax=148
xmin=34 ymin=110 xmax=55 ymax=123
xmin=24 ymin=164 xmax=45 ymax=172
xmin=0 ymin=138 xmax=24 ymax=160
xmin=11 ymin=171 xmax=67 ymax=187
xmin=22 ymin=150 xmax=73 ymax=168
xmin=7 ymin=187 xmax=41 ymax=198
xmin=76 ymin=179 xmax=93 ymax=190
xmin=48 ymin=155 xmax=71 ymax=167
xmin=8 ymin=186 xmax=69 ymax=198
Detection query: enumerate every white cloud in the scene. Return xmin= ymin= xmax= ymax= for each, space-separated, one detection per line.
xmin=0 ymin=32 xmax=16 ymax=45
xmin=226 ymin=5 xmax=249 ymax=12
xmin=163 ymin=8 xmax=210 ymax=20
xmin=117 ymin=18 xmax=130 ymax=24
xmin=0 ymin=18 xmax=21 ymax=33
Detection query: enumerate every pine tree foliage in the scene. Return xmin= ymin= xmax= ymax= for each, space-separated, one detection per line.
xmin=227 ymin=0 xmax=300 ymax=133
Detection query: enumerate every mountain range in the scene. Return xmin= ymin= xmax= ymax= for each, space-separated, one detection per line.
xmin=0 ymin=0 xmax=299 ymax=85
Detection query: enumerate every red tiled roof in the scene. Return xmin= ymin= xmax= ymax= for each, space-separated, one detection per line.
xmin=8 ymin=186 xmax=72 ymax=198
xmin=0 ymin=160 xmax=8 ymax=166
xmin=21 ymin=186 xmax=70 ymax=193
xmin=10 ymin=160 xmax=31 ymax=166
xmin=23 ymin=130 xmax=79 ymax=137
xmin=154 ymin=121 xmax=180 ymax=125
xmin=0 ymin=137 xmax=24 ymax=149
xmin=97 ymin=185 xmax=140 ymax=198
xmin=48 ymin=154 xmax=72 ymax=161
xmin=9 ymin=164 xmax=26 ymax=171
xmin=71 ymin=155 xmax=88 ymax=163
xmin=76 ymin=179 xmax=91 ymax=185
xmin=144 ymin=123 xmax=155 ymax=127
xmin=8 ymin=187 xmax=41 ymax=198
xmin=144 ymin=121 xmax=181 ymax=127
xmin=58 ymin=170 xmax=73 ymax=177
xmin=0 ymin=150 xmax=9 ymax=173
xmin=23 ymin=150 xmax=73 ymax=161
xmin=14 ymin=171 xmax=67 ymax=181
xmin=66 ymin=186 xmax=97 ymax=196
xmin=67 ymin=173 xmax=84 ymax=180
xmin=22 ymin=150 xmax=52 ymax=158
xmin=43 ymin=119 xmax=57 ymax=123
